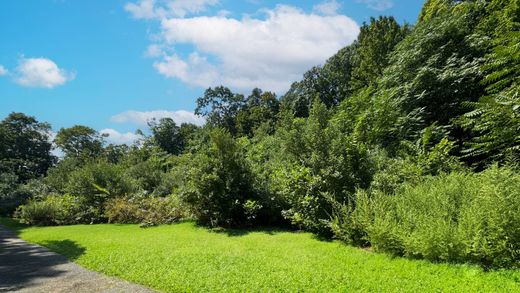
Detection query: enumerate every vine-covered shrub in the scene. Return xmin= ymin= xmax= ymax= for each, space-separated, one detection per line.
xmin=104 ymin=196 xmax=184 ymax=226
xmin=333 ymin=166 xmax=520 ymax=268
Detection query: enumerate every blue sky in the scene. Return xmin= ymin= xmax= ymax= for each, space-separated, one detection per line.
xmin=0 ymin=0 xmax=423 ymax=144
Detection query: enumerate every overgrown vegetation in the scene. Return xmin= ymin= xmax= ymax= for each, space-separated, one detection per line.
xmin=1 ymin=0 xmax=519 ymax=270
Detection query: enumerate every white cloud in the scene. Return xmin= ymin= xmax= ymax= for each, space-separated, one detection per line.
xmin=355 ymin=0 xmax=394 ymax=11
xmin=14 ymin=57 xmax=75 ymax=88
xmin=0 ymin=65 xmax=8 ymax=76
xmin=154 ymin=52 xmax=219 ymax=87
xmin=100 ymin=128 xmax=143 ymax=145
xmin=111 ymin=110 xmax=205 ymax=126
xmin=145 ymin=44 xmax=165 ymax=57
xmin=313 ymin=0 xmax=341 ymax=16
xmin=148 ymin=5 xmax=359 ymax=92
xmin=125 ymin=0 xmax=157 ymax=19
xmin=125 ymin=0 xmax=219 ymax=19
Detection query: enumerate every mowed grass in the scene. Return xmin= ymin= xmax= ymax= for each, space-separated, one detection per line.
xmin=2 ymin=218 xmax=520 ymax=292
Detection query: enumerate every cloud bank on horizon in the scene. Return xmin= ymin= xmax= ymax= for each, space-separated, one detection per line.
xmin=98 ymin=110 xmax=205 ymax=146
xmin=100 ymin=128 xmax=144 ymax=145
xmin=111 ymin=110 xmax=206 ymax=127
xmin=125 ymin=0 xmax=360 ymax=93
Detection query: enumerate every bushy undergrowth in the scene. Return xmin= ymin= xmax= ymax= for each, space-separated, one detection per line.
xmin=332 ymin=166 xmax=520 ymax=268
xmin=15 ymin=194 xmax=84 ymax=226
xmin=104 ymin=195 xmax=184 ymax=226
xmin=15 ymin=193 xmax=186 ymax=227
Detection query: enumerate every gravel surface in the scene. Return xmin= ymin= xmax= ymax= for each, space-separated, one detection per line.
xmin=0 ymin=226 xmax=156 ymax=293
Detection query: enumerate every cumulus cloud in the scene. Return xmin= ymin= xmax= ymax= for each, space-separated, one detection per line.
xmin=125 ymin=0 xmax=157 ymax=19
xmin=0 ymin=65 xmax=8 ymax=76
xmin=145 ymin=44 xmax=165 ymax=57
xmin=147 ymin=5 xmax=359 ymax=92
xmin=14 ymin=57 xmax=75 ymax=88
xmin=355 ymin=0 xmax=394 ymax=11
xmin=125 ymin=0 xmax=219 ymax=19
xmin=313 ymin=0 xmax=341 ymax=16
xmin=111 ymin=110 xmax=205 ymax=126
xmin=100 ymin=128 xmax=143 ymax=145
xmin=154 ymin=53 xmax=219 ymax=87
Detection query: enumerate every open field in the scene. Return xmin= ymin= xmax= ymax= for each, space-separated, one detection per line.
xmin=1 ymin=218 xmax=520 ymax=292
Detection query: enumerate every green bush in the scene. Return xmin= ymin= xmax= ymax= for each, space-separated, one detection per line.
xmin=15 ymin=194 xmax=84 ymax=226
xmin=0 ymin=172 xmax=23 ymax=215
xmin=66 ymin=161 xmax=135 ymax=206
xmin=124 ymin=159 xmax=163 ymax=194
xmin=264 ymin=101 xmax=375 ymax=234
xmin=104 ymin=196 xmax=184 ymax=226
xmin=104 ymin=196 xmax=141 ymax=224
xmin=178 ymin=128 xmax=260 ymax=227
xmin=333 ymin=166 xmax=520 ymax=268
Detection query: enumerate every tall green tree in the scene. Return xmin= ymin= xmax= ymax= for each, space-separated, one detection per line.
xmin=55 ymin=125 xmax=105 ymax=160
xmin=350 ymin=16 xmax=410 ymax=92
xmin=236 ymin=88 xmax=280 ymax=137
xmin=281 ymin=17 xmax=408 ymax=117
xmin=0 ymin=113 xmax=55 ymax=182
xmin=148 ymin=118 xmax=183 ymax=155
xmin=195 ymin=86 xmax=245 ymax=135
xmin=380 ymin=6 xmax=486 ymax=133
xmin=461 ymin=1 xmax=520 ymax=163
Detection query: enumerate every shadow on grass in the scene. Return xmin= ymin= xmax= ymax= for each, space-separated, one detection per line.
xmin=202 ymin=223 xmax=305 ymax=238
xmin=0 ymin=224 xmax=86 ymax=292
xmin=0 ymin=217 xmax=29 ymax=234
xmin=0 ymin=218 xmax=87 ymax=261
xmin=39 ymin=239 xmax=86 ymax=261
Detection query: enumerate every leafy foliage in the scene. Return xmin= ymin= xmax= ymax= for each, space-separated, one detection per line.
xmin=0 ymin=113 xmax=55 ymax=182
xmin=55 ymin=125 xmax=105 ymax=160
xmin=333 ymin=166 xmax=520 ymax=268
xmin=148 ymin=118 xmax=198 ymax=155
xmin=460 ymin=2 xmax=520 ymax=163
xmin=177 ymin=128 xmax=260 ymax=227
xmin=195 ymin=86 xmax=245 ymax=135
xmin=350 ymin=16 xmax=410 ymax=91
xmin=15 ymin=194 xmax=84 ymax=226
xmin=104 ymin=195 xmax=184 ymax=226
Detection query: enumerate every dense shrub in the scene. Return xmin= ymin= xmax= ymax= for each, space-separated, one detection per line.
xmin=66 ymin=161 xmax=135 ymax=204
xmin=369 ymin=128 xmax=464 ymax=194
xmin=178 ymin=128 xmax=261 ymax=227
xmin=0 ymin=174 xmax=54 ymax=216
xmin=15 ymin=194 xmax=84 ymax=226
xmin=0 ymin=172 xmax=23 ymax=215
xmin=267 ymin=101 xmax=374 ymax=234
xmin=333 ymin=166 xmax=520 ymax=268
xmin=124 ymin=158 xmax=164 ymax=194
xmin=104 ymin=195 xmax=184 ymax=226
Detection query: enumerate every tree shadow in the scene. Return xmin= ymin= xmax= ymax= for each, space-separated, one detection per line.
xmin=0 ymin=226 xmax=86 ymax=292
xmin=0 ymin=217 xmax=28 ymax=234
xmin=206 ymin=225 xmax=296 ymax=237
xmin=39 ymin=239 xmax=86 ymax=261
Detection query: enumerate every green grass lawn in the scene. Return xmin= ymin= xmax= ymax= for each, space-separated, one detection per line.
xmin=2 ymin=218 xmax=520 ymax=292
